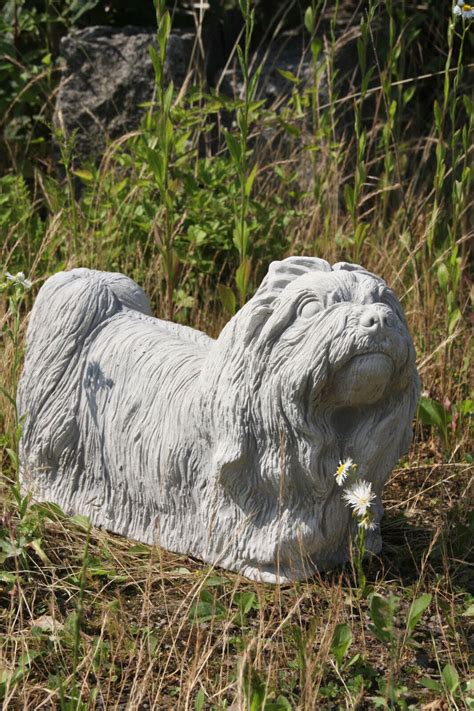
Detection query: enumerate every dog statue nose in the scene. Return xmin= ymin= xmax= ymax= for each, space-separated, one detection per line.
xmin=360 ymin=306 xmax=391 ymax=333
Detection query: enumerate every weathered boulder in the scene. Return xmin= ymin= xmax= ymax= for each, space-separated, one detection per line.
xmin=54 ymin=26 xmax=194 ymax=158
xmin=53 ymin=20 xmax=360 ymax=162
xmin=219 ymin=33 xmax=315 ymax=105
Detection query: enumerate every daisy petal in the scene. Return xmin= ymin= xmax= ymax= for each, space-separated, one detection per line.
xmin=342 ymin=480 xmax=376 ymax=517
xmin=334 ymin=457 xmax=354 ymax=486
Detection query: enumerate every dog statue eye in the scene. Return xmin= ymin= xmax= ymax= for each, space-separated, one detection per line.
xmin=298 ymin=300 xmax=322 ymax=318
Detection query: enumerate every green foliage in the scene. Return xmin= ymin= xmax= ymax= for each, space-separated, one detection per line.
xmin=195 ymin=687 xmax=205 ymax=711
xmin=0 ymin=175 xmax=43 ymax=274
xmin=369 ymin=592 xmax=432 ymax=649
xmin=367 ymin=592 xmax=433 ymax=708
xmin=0 ymin=650 xmax=42 ymax=702
xmin=241 ymin=663 xmax=292 ymax=711
xmin=233 ymin=590 xmax=259 ymax=626
xmin=330 ymin=623 xmax=352 ymax=669
xmin=406 ymin=593 xmax=432 ymax=634
xmin=420 ymin=664 xmax=474 ymax=709
xmin=417 ymin=396 xmax=451 ymax=449
xmin=0 ymin=0 xmax=105 ymax=170
xmin=222 ymin=0 xmax=263 ymax=304
xmin=369 ymin=594 xmax=399 ymax=646
xmin=189 ymin=589 xmax=228 ymax=624
xmin=189 ymin=587 xmax=259 ymax=627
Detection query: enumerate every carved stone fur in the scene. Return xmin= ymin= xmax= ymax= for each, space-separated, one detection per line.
xmin=18 ymin=258 xmax=419 ymax=582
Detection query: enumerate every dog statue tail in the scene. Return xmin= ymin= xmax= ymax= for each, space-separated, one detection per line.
xmin=17 ymin=268 xmax=151 ymax=499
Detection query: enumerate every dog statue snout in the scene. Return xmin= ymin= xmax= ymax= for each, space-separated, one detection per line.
xmin=360 ymin=305 xmax=392 ymax=333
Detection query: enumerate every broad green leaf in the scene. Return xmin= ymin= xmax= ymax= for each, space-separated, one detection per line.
xmin=419 ymin=677 xmax=442 ymax=691
xmin=218 ymin=284 xmax=236 ymax=316
xmin=304 ymin=6 xmax=315 ymax=34
xmin=233 ymin=222 xmax=250 ymax=259
xmin=347 ymin=653 xmax=361 ymax=668
xmin=189 ymin=590 xmax=226 ymax=623
xmin=357 ymin=32 xmax=367 ymax=74
xmin=277 ymin=69 xmax=300 ymax=84
xmin=403 ymin=86 xmax=416 ymax=105
xmin=442 ymin=664 xmax=459 ymax=694
xmin=416 ymin=397 xmax=449 ymax=441
xmin=236 ymin=109 xmax=248 ymax=140
xmin=149 ymin=44 xmax=162 ymax=86
xmin=310 ymin=38 xmax=322 ymax=60
xmin=245 ymin=163 xmax=258 ymax=198
xmin=369 ymin=594 xmax=398 ymax=644
xmin=0 ymin=572 xmax=17 ymax=585
xmin=236 ymin=258 xmax=252 ymax=302
xmin=223 ymin=129 xmax=242 ymax=166
xmin=6 ymin=448 xmax=18 ymax=469
xmin=169 ymin=567 xmax=192 ymax=575
xmin=246 ymin=666 xmax=266 ymax=711
xmin=354 ymin=223 xmax=369 ymax=249
xmin=153 ymin=0 xmax=166 ymax=18
xmin=407 ymin=593 xmax=431 ymax=633
xmin=145 ymin=145 xmax=165 ymax=188
xmin=29 ymin=539 xmax=52 ymax=566
xmin=360 ymin=67 xmax=375 ymax=96
xmin=195 ymin=688 xmax=205 ymax=711
xmin=235 ymin=591 xmax=257 ymax=617
xmin=248 ymin=67 xmax=262 ymax=102
xmin=344 ymin=184 xmax=354 ymax=214
xmin=158 ymin=12 xmax=171 ymax=57
xmin=31 ymin=501 xmax=65 ymax=521
xmin=163 ymin=81 xmax=174 ymax=114
xmin=448 ymin=309 xmax=462 ymax=335
xmin=0 ymin=535 xmax=27 ymax=559
xmin=70 ymin=514 xmax=91 ymax=530
xmin=235 ymin=44 xmax=245 ymax=77
xmin=72 ymin=169 xmax=94 ymax=182
xmin=279 ymin=120 xmax=301 ymax=138
xmin=330 ymin=623 xmax=352 ymax=667
xmin=437 ymin=263 xmax=449 ymax=291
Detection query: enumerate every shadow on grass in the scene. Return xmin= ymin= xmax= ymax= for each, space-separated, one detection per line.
xmin=374 ymin=507 xmax=474 ymax=592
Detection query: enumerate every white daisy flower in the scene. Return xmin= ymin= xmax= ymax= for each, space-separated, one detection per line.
xmin=334 ymin=457 xmax=354 ymax=486
xmin=342 ymin=479 xmax=376 ymax=517
xmin=6 ymin=271 xmax=32 ymax=289
xmin=453 ymin=0 xmax=474 ymax=18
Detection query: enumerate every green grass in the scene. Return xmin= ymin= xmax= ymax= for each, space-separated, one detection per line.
xmin=1 ymin=0 xmax=473 ymax=708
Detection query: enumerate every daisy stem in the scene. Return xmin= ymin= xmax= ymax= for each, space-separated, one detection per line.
xmin=355 ymin=523 xmax=368 ymax=597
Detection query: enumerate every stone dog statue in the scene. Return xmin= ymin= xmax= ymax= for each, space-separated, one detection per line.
xmin=18 ymin=258 xmax=419 ymax=582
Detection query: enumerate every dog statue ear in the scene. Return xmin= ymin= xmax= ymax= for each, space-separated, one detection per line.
xmin=235 ymin=257 xmax=331 ymax=346
xmin=256 ymin=257 xmax=332 ymax=301
xmin=332 ymin=261 xmax=382 ymax=281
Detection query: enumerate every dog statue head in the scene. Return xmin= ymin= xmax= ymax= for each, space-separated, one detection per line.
xmin=199 ymin=258 xmax=419 ymax=581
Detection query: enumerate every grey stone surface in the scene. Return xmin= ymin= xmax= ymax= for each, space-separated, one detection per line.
xmin=53 ymin=24 xmax=357 ymax=161
xmin=219 ymin=33 xmax=314 ymax=106
xmin=54 ymin=26 xmax=193 ymax=158
xmin=18 ymin=258 xmax=419 ymax=583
